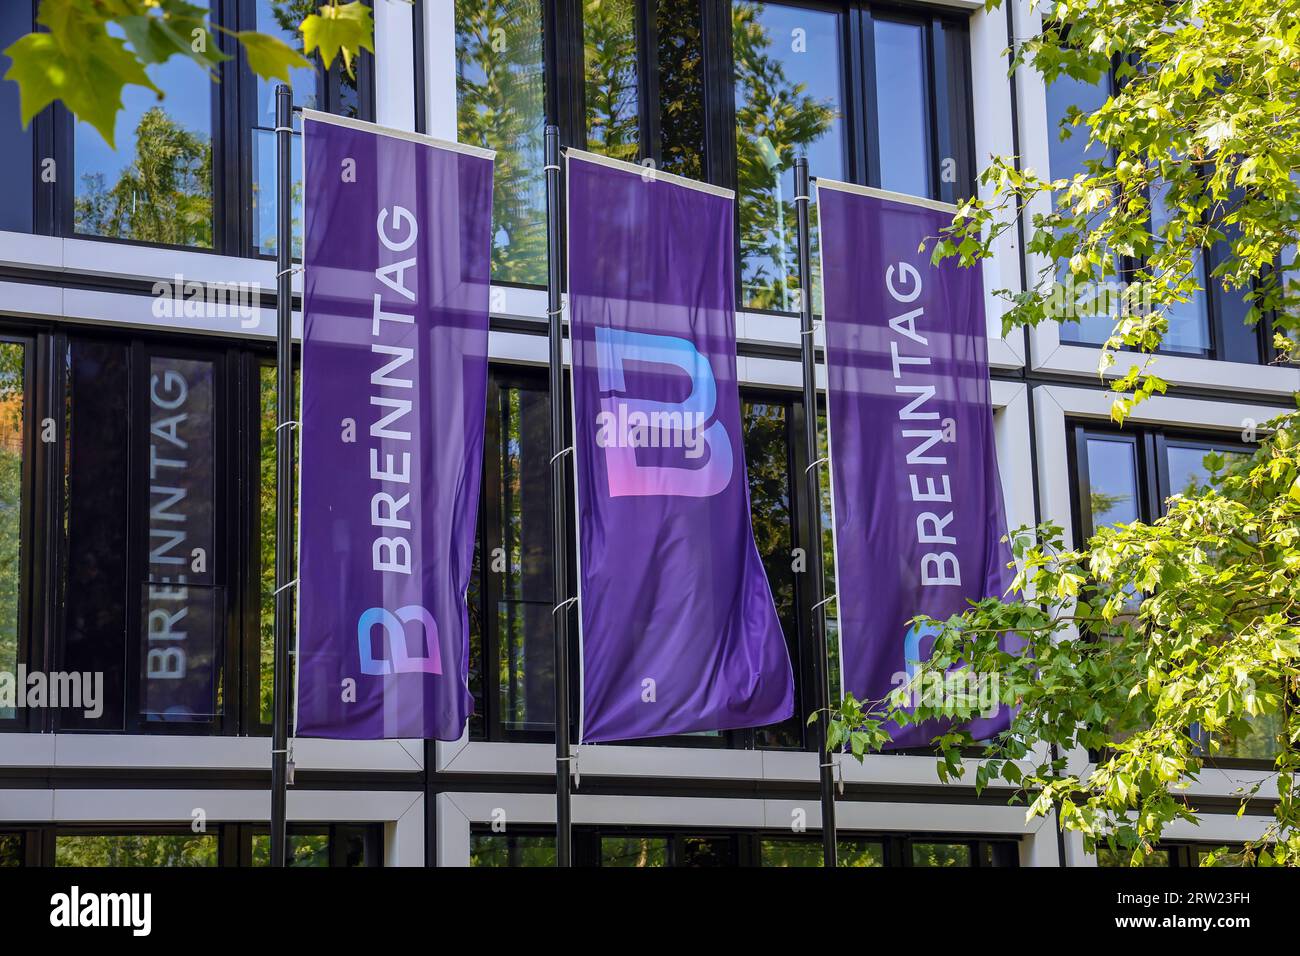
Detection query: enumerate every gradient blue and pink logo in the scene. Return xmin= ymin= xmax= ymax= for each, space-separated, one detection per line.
xmin=903 ymin=620 xmax=942 ymax=681
xmin=357 ymin=605 xmax=442 ymax=676
xmin=593 ymin=327 xmax=733 ymax=497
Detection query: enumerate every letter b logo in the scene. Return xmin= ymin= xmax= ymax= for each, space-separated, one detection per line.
xmin=357 ymin=605 xmax=442 ymax=675
xmin=594 ymin=327 xmax=733 ymax=497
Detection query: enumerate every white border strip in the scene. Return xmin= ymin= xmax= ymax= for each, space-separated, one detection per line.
xmin=299 ymin=108 xmax=495 ymax=161
xmin=564 ymin=151 xmax=588 ymax=744
xmin=565 ymin=147 xmax=734 ymax=200
xmin=813 ymin=177 xmax=958 ymax=215
xmin=814 ymin=184 xmax=846 ymax=703
xmin=292 ymin=110 xmax=310 ymax=737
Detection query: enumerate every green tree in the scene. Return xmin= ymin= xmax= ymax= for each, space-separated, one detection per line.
xmin=932 ymin=0 xmax=1300 ymax=421
xmin=823 ymin=0 xmax=1300 ymax=865
xmin=4 ymin=0 xmax=374 ymax=146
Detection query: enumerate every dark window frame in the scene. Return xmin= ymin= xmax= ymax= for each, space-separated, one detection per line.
xmin=13 ymin=0 xmax=374 ymax=258
xmin=471 ymin=823 xmax=1022 ymax=866
xmin=0 ymin=822 xmax=381 ymax=867
xmin=721 ymin=0 xmax=977 ymax=317
xmin=236 ymin=0 xmax=376 ymax=260
xmin=0 ymin=324 xmax=276 ymax=738
xmin=52 ymin=330 xmax=248 ymax=735
xmin=1045 ymin=46 xmax=1273 ymax=364
xmin=1096 ymin=840 xmax=1257 ymax=867
xmin=441 ymin=1 xmax=975 ymax=297
xmin=0 ymin=332 xmax=36 ymax=734
xmin=470 ymin=365 xmax=825 ymax=750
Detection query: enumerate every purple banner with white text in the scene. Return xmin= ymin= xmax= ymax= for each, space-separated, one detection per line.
xmin=568 ymin=152 xmax=794 ymax=743
xmin=295 ymin=113 xmax=493 ymax=739
xmin=818 ymin=182 xmax=1015 ymax=748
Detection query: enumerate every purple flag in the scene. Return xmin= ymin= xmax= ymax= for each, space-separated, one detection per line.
xmin=567 ymin=152 xmax=794 ymax=743
xmin=817 ymin=182 xmax=1015 ymax=748
xmin=295 ymin=112 xmax=493 ymax=739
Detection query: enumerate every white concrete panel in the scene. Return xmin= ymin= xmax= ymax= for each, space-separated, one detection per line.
xmin=970 ymin=1 xmax=1026 ymax=369
xmin=0 ymin=734 xmax=420 ymax=774
xmin=423 ymin=0 xmax=459 ymax=140
xmin=375 ymin=0 xmax=417 ymax=130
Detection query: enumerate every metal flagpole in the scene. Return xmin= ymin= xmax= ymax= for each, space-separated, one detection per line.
xmin=793 ymin=158 xmax=838 ymax=867
xmin=270 ymin=83 xmax=296 ymax=868
xmin=544 ymin=124 xmax=574 ymax=866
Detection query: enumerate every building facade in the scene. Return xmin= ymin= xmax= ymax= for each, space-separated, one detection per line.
xmin=0 ymin=0 xmax=1291 ymax=867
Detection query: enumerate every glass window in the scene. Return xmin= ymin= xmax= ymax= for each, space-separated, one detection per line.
xmin=818 ymin=410 xmax=839 ymax=701
xmin=250 ymin=0 xmax=370 ymax=257
xmin=1163 ymin=442 xmax=1245 ymax=503
xmin=1164 ymin=440 xmax=1279 ymax=760
xmin=760 ymin=838 xmax=884 ymax=866
xmin=733 ymin=1 xmax=844 ymax=312
xmin=601 ymin=836 xmax=669 ymax=866
xmin=0 ymin=4 xmax=33 ymax=233
xmin=0 ymin=832 xmax=23 ymax=867
xmin=142 ymin=356 xmax=222 ymax=723
xmin=456 ymin=0 xmax=548 ymax=286
xmin=1148 ymin=179 xmax=1212 ymax=355
xmin=677 ymin=835 xmax=736 ymax=866
xmin=249 ymin=0 xmax=312 ymax=258
xmin=62 ymin=339 xmax=228 ymax=731
xmin=252 ymin=831 xmax=330 ymax=867
xmin=1046 ymin=66 xmax=1122 ymax=347
xmin=258 ymin=363 xmax=299 ymax=726
xmin=471 ymin=833 xmax=556 ymax=866
xmin=494 ymin=383 xmax=555 ymax=733
xmin=0 ymin=343 xmax=24 ymax=721
xmin=55 ymin=833 xmax=219 ymax=867
xmin=911 ymin=842 xmax=972 ymax=867
xmin=1096 ymin=846 xmax=1172 ymax=867
xmin=583 ymin=0 xmax=640 ymax=164
xmin=1195 ymin=847 xmax=1250 ymax=867
xmin=61 ymin=340 xmax=130 ymax=731
xmin=745 ymin=400 xmax=800 ymax=747
xmin=655 ymin=0 xmax=706 ymax=179
xmin=580 ymin=0 xmax=706 ymax=176
xmin=1045 ymin=68 xmax=1110 ymax=187
xmin=873 ymin=19 xmax=931 ymax=198
xmin=250 ymin=825 xmax=378 ymax=866
xmin=74 ymin=21 xmax=213 ymax=247
xmin=1082 ymin=437 xmax=1140 ymax=530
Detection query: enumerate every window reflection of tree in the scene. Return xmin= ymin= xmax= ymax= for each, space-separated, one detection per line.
xmin=732 ymin=2 xmax=837 ymax=311
xmin=0 ymin=343 xmax=21 ymax=720
xmin=75 ymin=107 xmax=212 ymax=247
xmin=456 ymin=0 xmax=548 ymax=286
xmin=744 ymin=401 xmax=801 ymax=747
xmin=583 ymin=0 xmax=640 ymax=164
xmin=54 ymin=834 xmax=218 ymax=867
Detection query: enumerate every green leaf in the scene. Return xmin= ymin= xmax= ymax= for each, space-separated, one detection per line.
xmin=120 ymin=3 xmax=226 ymax=70
xmin=237 ymin=31 xmax=313 ymax=84
xmin=300 ymin=1 xmax=375 ymax=78
xmin=3 ymin=28 xmax=158 ymax=147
